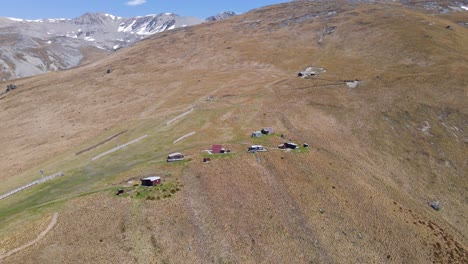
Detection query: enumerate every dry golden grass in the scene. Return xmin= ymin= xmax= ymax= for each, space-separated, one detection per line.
xmin=0 ymin=1 xmax=467 ymax=263
xmin=0 ymin=212 xmax=53 ymax=255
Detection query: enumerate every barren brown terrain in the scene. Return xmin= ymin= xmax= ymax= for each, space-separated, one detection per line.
xmin=0 ymin=1 xmax=467 ymax=263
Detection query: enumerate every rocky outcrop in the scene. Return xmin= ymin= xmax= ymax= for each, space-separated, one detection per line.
xmin=205 ymin=11 xmax=237 ymax=22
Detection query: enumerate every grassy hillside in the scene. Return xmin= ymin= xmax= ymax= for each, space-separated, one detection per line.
xmin=0 ymin=1 xmax=467 ymax=263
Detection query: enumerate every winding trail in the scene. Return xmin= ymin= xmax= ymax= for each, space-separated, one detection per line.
xmin=0 ymin=213 xmax=58 ymax=261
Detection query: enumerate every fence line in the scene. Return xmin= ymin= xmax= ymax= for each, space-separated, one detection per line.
xmin=76 ymin=130 xmax=128 ymax=155
xmin=91 ymin=134 xmax=148 ymax=161
xmin=0 ymin=172 xmax=64 ymax=201
xmin=166 ymin=108 xmax=194 ymax=126
xmin=173 ymin=131 xmax=196 ymax=144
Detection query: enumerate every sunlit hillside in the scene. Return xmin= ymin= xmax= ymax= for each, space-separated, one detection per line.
xmin=0 ymin=1 xmax=467 ymax=263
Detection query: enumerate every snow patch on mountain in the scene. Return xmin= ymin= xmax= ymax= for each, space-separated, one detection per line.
xmin=104 ymin=13 xmax=120 ymax=20
xmin=47 ymin=18 xmax=69 ymax=22
xmin=7 ymin=17 xmax=68 ymax=23
xmin=7 ymin=17 xmax=25 ymax=22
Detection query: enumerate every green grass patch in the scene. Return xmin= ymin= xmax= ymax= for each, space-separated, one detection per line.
xmin=201 ymin=152 xmax=236 ymax=159
xmin=292 ymin=147 xmax=310 ymax=153
xmin=166 ymin=159 xmax=191 ymax=166
xmin=113 ymin=181 xmax=182 ymax=200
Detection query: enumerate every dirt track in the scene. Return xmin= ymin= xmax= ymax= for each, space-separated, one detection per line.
xmin=0 ymin=213 xmax=58 ymax=261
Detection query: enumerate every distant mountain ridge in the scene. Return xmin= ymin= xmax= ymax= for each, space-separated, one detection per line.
xmin=293 ymin=0 xmax=468 ymax=13
xmin=0 ymin=11 xmax=235 ymax=81
xmin=205 ymin=11 xmax=237 ymax=22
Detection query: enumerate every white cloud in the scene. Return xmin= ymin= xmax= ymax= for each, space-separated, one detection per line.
xmin=126 ymin=0 xmax=147 ymax=6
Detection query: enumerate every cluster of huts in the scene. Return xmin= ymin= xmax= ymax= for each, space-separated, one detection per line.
xmin=249 ymin=128 xmax=274 ymax=152
xmin=131 ymin=127 xmax=307 ymax=188
xmin=249 ymin=127 xmax=307 ymax=152
xmin=251 ymin=127 xmax=274 ymax=138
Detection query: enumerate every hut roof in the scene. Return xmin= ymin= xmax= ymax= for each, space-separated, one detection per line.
xmin=142 ymin=176 xmax=161 ymax=181
xmin=212 ymin=144 xmax=223 ymax=153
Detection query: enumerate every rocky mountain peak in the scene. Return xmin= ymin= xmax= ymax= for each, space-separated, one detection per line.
xmin=73 ymin=12 xmax=118 ymax=25
xmin=205 ymin=11 xmax=237 ymax=22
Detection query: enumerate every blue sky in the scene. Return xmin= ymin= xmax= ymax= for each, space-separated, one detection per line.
xmin=0 ymin=0 xmax=289 ymax=20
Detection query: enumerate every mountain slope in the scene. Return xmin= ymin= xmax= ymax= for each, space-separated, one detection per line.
xmin=0 ymin=1 xmax=467 ymax=263
xmin=0 ymin=12 xmax=203 ymax=81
